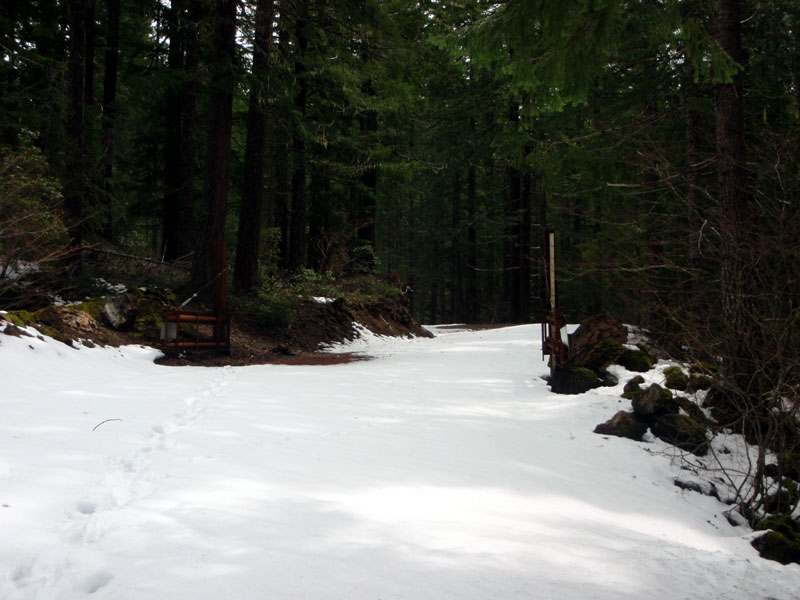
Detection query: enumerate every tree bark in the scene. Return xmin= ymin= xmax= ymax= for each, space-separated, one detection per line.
xmin=520 ymin=169 xmax=532 ymax=321
xmin=234 ymin=0 xmax=275 ymax=291
xmin=65 ymin=0 xmax=89 ymax=251
xmin=288 ymin=3 xmax=308 ymax=271
xmin=190 ymin=0 xmax=236 ymax=290
xmin=465 ymin=162 xmax=479 ymax=321
xmin=162 ymin=0 xmax=184 ymax=260
xmin=101 ymin=0 xmax=120 ymax=238
xmin=713 ymin=0 xmax=752 ymax=387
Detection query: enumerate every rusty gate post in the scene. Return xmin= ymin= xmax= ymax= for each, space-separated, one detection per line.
xmin=542 ymin=230 xmax=567 ymax=379
xmin=212 ymin=241 xmax=230 ymax=353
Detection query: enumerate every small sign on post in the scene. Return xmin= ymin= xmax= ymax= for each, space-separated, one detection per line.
xmin=541 ymin=230 xmax=567 ymax=379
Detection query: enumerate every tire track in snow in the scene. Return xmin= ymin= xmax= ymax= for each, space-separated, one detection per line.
xmin=7 ymin=366 xmax=237 ymax=599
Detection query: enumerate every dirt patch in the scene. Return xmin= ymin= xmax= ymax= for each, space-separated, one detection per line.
xmin=3 ymin=294 xmax=427 ymax=368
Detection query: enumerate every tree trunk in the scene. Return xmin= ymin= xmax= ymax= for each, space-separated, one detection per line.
xmin=162 ymin=0 xmax=184 ymax=260
xmin=234 ymin=0 xmax=275 ymax=292
xmin=190 ymin=0 xmax=236 ymax=290
xmin=506 ymin=164 xmax=522 ymax=322
xmin=684 ymin=58 xmax=705 ymax=313
xmin=520 ymin=170 xmax=532 ymax=321
xmin=465 ymin=162 xmax=479 ymax=321
xmin=451 ymin=169 xmax=463 ymax=321
xmin=177 ymin=0 xmax=200 ymax=261
xmin=713 ymin=0 xmax=752 ymax=388
xmin=101 ymin=0 xmax=120 ymax=238
xmin=357 ymin=67 xmax=378 ymax=247
xmin=288 ymin=3 xmax=308 ymax=271
xmin=65 ymin=0 xmax=89 ymax=252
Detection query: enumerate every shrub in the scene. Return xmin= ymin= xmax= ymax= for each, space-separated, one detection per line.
xmin=0 ymin=134 xmax=70 ymax=299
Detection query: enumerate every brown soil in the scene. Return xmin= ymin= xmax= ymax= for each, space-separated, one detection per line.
xmin=2 ymin=295 xmax=430 ymax=367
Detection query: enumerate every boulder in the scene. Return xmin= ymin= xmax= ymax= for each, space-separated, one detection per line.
xmin=663 ymin=366 xmax=689 ymax=391
xmin=753 ymin=515 xmax=800 ymax=565
xmin=568 ymin=315 xmax=627 ymax=370
xmin=551 ymin=367 xmax=601 ymax=395
xmin=622 ymin=375 xmax=645 ymax=399
xmin=651 ymin=413 xmax=709 ymax=456
xmin=618 ymin=348 xmax=653 ymax=372
xmin=102 ymin=293 xmax=139 ymax=330
xmin=600 ymin=372 xmax=619 ymax=387
xmin=687 ymin=373 xmax=713 ymax=392
xmin=594 ymin=411 xmax=648 ymax=441
xmin=583 ymin=339 xmax=626 ymax=372
xmin=631 ymin=384 xmax=677 ymax=417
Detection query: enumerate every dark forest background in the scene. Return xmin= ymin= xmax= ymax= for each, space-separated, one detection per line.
xmin=2 ymin=0 xmax=799 ymax=364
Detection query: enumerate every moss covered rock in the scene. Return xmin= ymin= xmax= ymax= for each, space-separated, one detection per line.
xmin=651 ymin=413 xmax=709 ymax=456
xmin=753 ymin=515 xmax=800 ymax=565
xmin=632 ymin=384 xmax=677 ymax=417
xmin=75 ymin=297 xmax=106 ymax=322
xmin=583 ymin=339 xmax=626 ymax=372
xmin=3 ymin=310 xmax=36 ymax=328
xmin=674 ymin=396 xmax=709 ymax=425
xmin=663 ymin=366 xmax=689 ymax=391
xmin=622 ymin=375 xmax=646 ymax=400
xmin=594 ymin=411 xmax=648 ymax=441
xmin=551 ymin=367 xmax=601 ymax=395
xmin=618 ymin=348 xmax=653 ymax=372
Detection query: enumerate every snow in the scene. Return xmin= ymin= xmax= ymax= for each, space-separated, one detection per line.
xmin=1 ymin=322 xmax=799 ymax=599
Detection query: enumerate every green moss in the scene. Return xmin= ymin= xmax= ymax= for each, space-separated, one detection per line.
xmin=36 ymin=323 xmax=73 ymax=346
xmin=663 ymin=366 xmax=689 ymax=391
xmin=753 ymin=515 xmax=800 ymax=564
xmin=635 ymin=343 xmax=656 ymax=363
xmin=584 ymin=339 xmax=626 ymax=372
xmin=651 ymin=413 xmax=709 ymax=456
xmin=618 ymin=349 xmax=653 ymax=372
xmin=622 ymin=375 xmax=645 ymax=399
xmin=7 ymin=309 xmax=35 ymax=327
xmin=75 ymin=297 xmax=105 ymax=321
xmin=690 ymin=361 xmax=717 ymax=375
xmin=675 ymin=397 xmax=708 ymax=425
xmin=552 ymin=367 xmax=601 ymax=395
xmin=133 ymin=311 xmax=162 ymax=337
xmin=688 ymin=374 xmax=713 ymax=391
xmin=3 ymin=312 xmax=24 ymax=327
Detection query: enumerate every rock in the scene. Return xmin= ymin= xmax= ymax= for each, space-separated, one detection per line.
xmin=631 ymin=384 xmax=677 ymax=417
xmin=551 ymin=367 xmax=601 ymax=395
xmin=674 ymin=396 xmax=708 ymax=424
xmin=0 ymin=322 xmax=31 ymax=338
xmin=568 ymin=315 xmax=627 ymax=369
xmin=618 ymin=348 xmax=653 ymax=372
xmin=764 ymin=485 xmax=800 ymax=514
xmin=622 ymin=375 xmax=645 ymax=399
xmin=102 ymin=293 xmax=139 ymax=330
xmin=651 ymin=413 xmax=709 ymax=456
xmin=583 ymin=339 xmax=626 ymax=372
xmin=779 ymin=453 xmax=800 ymax=481
xmin=674 ymin=478 xmax=719 ymax=499
xmin=663 ymin=366 xmax=689 ymax=391
xmin=593 ymin=411 xmax=648 ymax=441
xmin=687 ymin=373 xmax=713 ymax=392
xmin=600 ymin=372 xmax=619 ymax=387
xmin=753 ymin=515 xmax=800 ymax=565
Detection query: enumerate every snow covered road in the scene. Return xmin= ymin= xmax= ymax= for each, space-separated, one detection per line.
xmin=1 ymin=324 xmax=799 ymax=599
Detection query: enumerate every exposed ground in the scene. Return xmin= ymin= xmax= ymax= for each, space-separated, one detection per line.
xmin=0 ymin=291 xmax=431 ymax=367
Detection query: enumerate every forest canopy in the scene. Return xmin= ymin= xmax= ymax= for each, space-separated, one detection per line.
xmin=1 ymin=0 xmax=798 ymax=357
